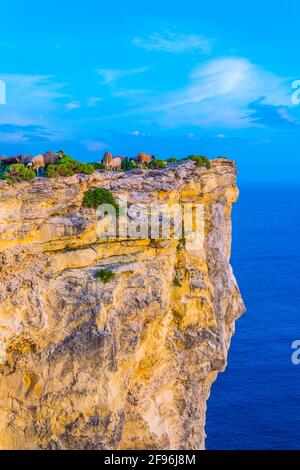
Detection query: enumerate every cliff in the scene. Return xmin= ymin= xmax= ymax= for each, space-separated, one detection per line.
xmin=0 ymin=159 xmax=245 ymax=450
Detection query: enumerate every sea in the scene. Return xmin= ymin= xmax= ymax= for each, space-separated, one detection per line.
xmin=206 ymin=184 xmax=300 ymax=450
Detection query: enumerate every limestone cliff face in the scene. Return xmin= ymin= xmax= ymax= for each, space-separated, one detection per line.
xmin=0 ymin=159 xmax=245 ymax=450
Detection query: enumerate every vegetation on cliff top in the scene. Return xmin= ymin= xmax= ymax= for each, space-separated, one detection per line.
xmin=0 ymin=152 xmax=98 ymax=183
xmin=186 ymin=155 xmax=211 ymax=169
xmin=0 ymin=164 xmax=36 ymax=184
xmin=0 ymin=150 xmax=217 ymax=184
xmin=45 ymin=153 xmax=95 ymax=178
xmin=148 ymin=159 xmax=167 ymax=169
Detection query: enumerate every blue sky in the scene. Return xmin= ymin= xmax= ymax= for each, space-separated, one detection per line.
xmin=0 ymin=0 xmax=299 ymax=182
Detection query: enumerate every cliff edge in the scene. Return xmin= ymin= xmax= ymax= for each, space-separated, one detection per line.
xmin=0 ymin=158 xmax=245 ymax=450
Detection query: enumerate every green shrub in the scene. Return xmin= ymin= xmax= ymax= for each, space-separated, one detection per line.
xmin=148 ymin=159 xmax=167 ymax=169
xmin=80 ymin=163 xmax=95 ymax=175
xmin=186 ymin=155 xmax=211 ymax=169
xmin=2 ymin=164 xmax=36 ymax=183
xmin=96 ymin=269 xmax=115 ymax=284
xmin=166 ymin=157 xmax=178 ymax=163
xmin=89 ymin=162 xmax=106 ymax=171
xmin=0 ymin=164 xmax=8 ymax=180
xmin=82 ymin=188 xmax=119 ymax=212
xmin=1 ymin=153 xmax=96 ymax=182
xmin=45 ymin=152 xmax=95 ymax=178
xmin=122 ymin=159 xmax=136 ymax=171
xmin=45 ymin=164 xmax=74 ymax=178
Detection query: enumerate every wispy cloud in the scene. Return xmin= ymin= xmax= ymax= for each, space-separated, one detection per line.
xmin=66 ymin=100 xmax=81 ymax=110
xmin=128 ymin=130 xmax=148 ymax=137
xmin=82 ymin=139 xmax=107 ymax=152
xmin=246 ymin=99 xmax=298 ymax=128
xmin=112 ymin=88 xmax=151 ymax=98
xmin=127 ymin=57 xmax=294 ymax=129
xmin=98 ymin=67 xmax=149 ymax=84
xmin=0 ymin=74 xmax=69 ymax=142
xmin=95 ymin=57 xmax=295 ymax=131
xmin=133 ymin=29 xmax=213 ymax=54
xmin=66 ymin=97 xmax=103 ymax=110
xmin=0 ymin=123 xmax=64 ymax=144
xmin=87 ymin=96 xmax=103 ymax=107
xmin=0 ymin=74 xmax=67 ymax=123
xmin=187 ymin=132 xmax=199 ymax=140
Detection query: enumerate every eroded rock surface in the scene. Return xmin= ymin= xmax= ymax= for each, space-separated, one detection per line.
xmin=0 ymin=159 xmax=245 ymax=450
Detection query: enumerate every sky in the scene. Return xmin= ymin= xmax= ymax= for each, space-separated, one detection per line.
xmin=0 ymin=0 xmax=300 ymax=183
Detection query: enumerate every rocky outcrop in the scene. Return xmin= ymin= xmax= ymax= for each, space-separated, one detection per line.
xmin=0 ymin=159 xmax=245 ymax=450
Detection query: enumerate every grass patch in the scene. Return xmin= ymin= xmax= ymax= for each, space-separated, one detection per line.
xmin=186 ymin=155 xmax=211 ymax=169
xmin=122 ymin=159 xmax=137 ymax=171
xmin=96 ymin=269 xmax=115 ymax=284
xmin=89 ymin=162 xmax=106 ymax=171
xmin=82 ymin=188 xmax=119 ymax=212
xmin=148 ymin=159 xmax=167 ymax=169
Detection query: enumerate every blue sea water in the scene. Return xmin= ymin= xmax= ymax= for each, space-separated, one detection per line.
xmin=206 ymin=184 xmax=300 ymax=450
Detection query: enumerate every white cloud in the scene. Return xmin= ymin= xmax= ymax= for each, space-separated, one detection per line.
xmin=133 ymin=29 xmax=213 ymax=54
xmin=135 ymin=57 xmax=292 ymax=129
xmin=0 ymin=131 xmax=29 ymax=144
xmin=98 ymin=67 xmax=149 ymax=84
xmin=83 ymin=140 xmax=107 ymax=152
xmin=66 ymin=97 xmax=103 ymax=109
xmin=128 ymin=130 xmax=148 ymax=136
xmin=187 ymin=132 xmax=199 ymax=140
xmin=0 ymin=74 xmax=70 ymax=142
xmin=130 ymin=130 xmax=141 ymax=136
xmin=277 ymin=107 xmax=296 ymax=123
xmin=87 ymin=96 xmax=103 ymax=107
xmin=99 ymin=57 xmax=291 ymax=130
xmin=66 ymin=100 xmax=81 ymax=110
xmin=0 ymin=74 xmax=67 ymax=124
